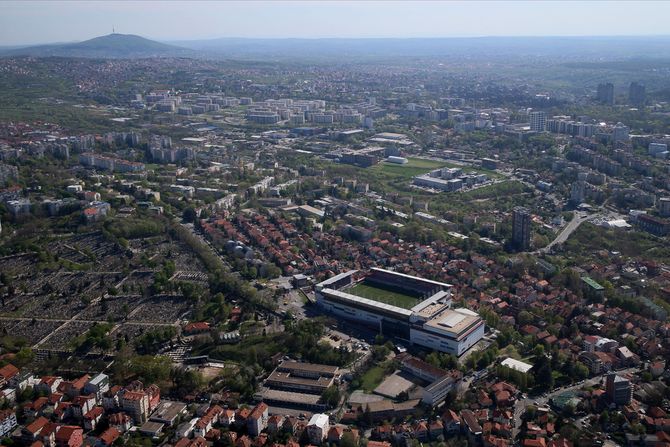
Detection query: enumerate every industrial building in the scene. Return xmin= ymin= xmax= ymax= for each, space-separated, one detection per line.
xmin=315 ymin=268 xmax=484 ymax=356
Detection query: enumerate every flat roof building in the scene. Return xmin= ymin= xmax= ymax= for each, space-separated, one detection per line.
xmin=260 ymin=361 xmax=339 ymax=410
xmin=500 ymin=358 xmax=533 ymax=374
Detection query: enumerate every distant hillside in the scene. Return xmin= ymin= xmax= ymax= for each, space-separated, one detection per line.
xmin=2 ymin=33 xmax=194 ymax=59
xmin=174 ymin=35 xmax=670 ymax=62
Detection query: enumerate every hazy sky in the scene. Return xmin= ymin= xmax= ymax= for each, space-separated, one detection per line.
xmin=1 ymin=0 xmax=669 ymax=46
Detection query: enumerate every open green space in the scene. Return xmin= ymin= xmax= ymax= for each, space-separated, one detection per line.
xmin=374 ymin=157 xmax=504 ymax=181
xmin=359 ymin=364 xmax=389 ymax=392
xmin=560 ymin=222 xmax=670 ymax=264
xmin=347 ymin=280 xmax=421 ymax=309
xmin=374 ymin=157 xmax=449 ymax=179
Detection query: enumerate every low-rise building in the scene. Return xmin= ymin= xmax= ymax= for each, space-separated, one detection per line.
xmin=307 ymin=414 xmax=330 ymax=444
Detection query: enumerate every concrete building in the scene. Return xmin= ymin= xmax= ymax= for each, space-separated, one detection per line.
xmin=247 ymin=402 xmax=269 ymax=437
xmin=637 ymin=214 xmax=670 ymax=236
xmin=120 ymin=391 xmax=150 ymax=424
xmin=659 ymin=197 xmax=670 ymax=217
xmin=264 ymin=361 xmax=339 ymax=395
xmin=79 ymin=153 xmax=145 ymax=173
xmin=629 ymin=82 xmax=646 ymax=106
xmin=0 ymin=163 xmax=19 ymax=186
xmin=597 ymin=83 xmax=614 ymax=105
xmin=149 ymin=401 xmax=187 ymax=427
xmin=606 ymin=374 xmax=632 ymax=406
xmin=395 ymin=354 xmax=462 ymax=406
xmin=84 ymin=374 xmax=110 ymax=401
xmin=612 ymin=122 xmax=629 ymax=143
xmin=6 ymin=199 xmax=31 ymax=217
xmin=413 ymin=168 xmax=487 ymax=192
xmin=649 ymin=143 xmax=668 ymax=157
xmin=529 ymin=111 xmax=546 ymax=132
xmin=0 ymin=410 xmax=17 ymax=438
xmin=307 ymin=414 xmax=330 ymax=445
xmin=512 ymin=206 xmax=531 ymax=251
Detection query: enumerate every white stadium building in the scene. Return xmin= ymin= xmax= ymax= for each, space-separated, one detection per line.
xmin=315 ymin=268 xmax=484 ymax=356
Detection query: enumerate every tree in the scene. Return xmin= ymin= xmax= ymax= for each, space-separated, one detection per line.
xmin=534 ymin=356 xmax=554 ymax=391
xmin=600 ymin=410 xmax=610 ymax=426
xmin=518 ymin=311 xmax=534 ymax=326
xmin=13 ymin=348 xmax=34 ymax=367
xmin=182 ymin=207 xmax=197 ymax=223
xmin=171 ymin=367 xmax=204 ymax=397
xmin=128 ymin=355 xmax=173 ymax=383
xmin=574 ymin=362 xmax=590 ymax=380
xmin=321 ymin=385 xmax=340 ymax=408
xmin=340 ymin=432 xmax=358 ymax=447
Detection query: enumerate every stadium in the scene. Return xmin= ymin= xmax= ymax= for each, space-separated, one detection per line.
xmin=315 ymin=268 xmax=484 ymax=356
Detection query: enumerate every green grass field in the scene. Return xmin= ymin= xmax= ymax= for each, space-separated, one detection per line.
xmin=374 ymin=157 xmax=448 ymax=179
xmin=348 ymin=281 xmax=421 ymax=309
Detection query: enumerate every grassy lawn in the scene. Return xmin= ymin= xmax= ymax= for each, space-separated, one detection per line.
xmin=359 ymin=364 xmax=388 ymax=392
xmin=348 ymin=281 xmax=421 ymax=309
xmin=374 ymin=157 xmax=448 ymax=179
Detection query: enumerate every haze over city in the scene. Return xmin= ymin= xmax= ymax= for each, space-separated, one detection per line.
xmin=1 ymin=0 xmax=670 ymax=46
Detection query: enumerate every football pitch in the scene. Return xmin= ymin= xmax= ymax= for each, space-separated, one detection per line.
xmin=347 ymin=281 xmax=422 ymax=309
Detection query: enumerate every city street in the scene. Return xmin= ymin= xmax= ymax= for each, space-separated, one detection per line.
xmin=537 ymin=211 xmax=595 ymax=254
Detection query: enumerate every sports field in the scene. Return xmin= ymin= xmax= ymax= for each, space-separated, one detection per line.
xmin=347 ymin=281 xmax=421 ymax=309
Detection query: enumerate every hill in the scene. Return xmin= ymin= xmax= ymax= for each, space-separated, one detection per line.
xmin=2 ymin=33 xmax=193 ymax=59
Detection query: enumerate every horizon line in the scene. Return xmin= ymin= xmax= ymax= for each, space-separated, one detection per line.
xmin=6 ymin=33 xmax=670 ymax=48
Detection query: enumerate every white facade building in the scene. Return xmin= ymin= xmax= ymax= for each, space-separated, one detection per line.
xmin=307 ymin=414 xmax=330 ymax=444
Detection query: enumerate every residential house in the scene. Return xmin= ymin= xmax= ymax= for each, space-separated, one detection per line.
xmin=461 ymin=410 xmax=483 ymax=446
xmin=96 ymin=427 xmax=120 ymax=447
xmin=54 ymin=425 xmax=83 ymax=447
xmin=247 ymin=403 xmax=269 ymax=437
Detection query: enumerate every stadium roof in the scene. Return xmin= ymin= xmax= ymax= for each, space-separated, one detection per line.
xmin=317 ymin=270 xmax=358 ymax=288
xmin=321 ymin=288 xmax=413 ymax=318
xmin=370 ymin=267 xmax=452 ymax=289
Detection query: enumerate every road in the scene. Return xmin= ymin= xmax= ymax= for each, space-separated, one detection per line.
xmin=512 ymin=367 xmax=641 ymax=438
xmin=536 ymin=212 xmax=594 ymax=254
